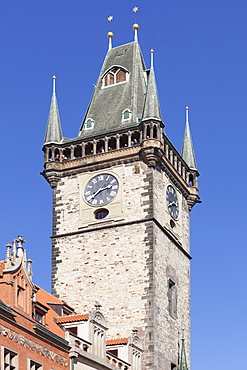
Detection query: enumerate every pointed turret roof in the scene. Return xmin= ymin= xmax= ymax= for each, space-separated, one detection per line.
xmin=179 ymin=329 xmax=189 ymax=370
xmin=44 ymin=76 xmax=63 ymax=145
xmin=78 ymin=39 xmax=147 ymax=139
xmin=181 ymin=107 xmax=197 ymax=170
xmin=142 ymin=50 xmax=162 ymax=122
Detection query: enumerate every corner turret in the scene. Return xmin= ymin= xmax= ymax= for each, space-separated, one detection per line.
xmin=43 ymin=76 xmax=63 ymax=146
xmin=142 ymin=50 xmax=162 ymax=122
xmin=181 ymin=107 xmax=197 ymax=171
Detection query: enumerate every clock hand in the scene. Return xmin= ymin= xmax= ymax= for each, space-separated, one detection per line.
xmin=168 ymin=202 xmax=178 ymax=208
xmin=92 ymin=184 xmax=112 ymax=199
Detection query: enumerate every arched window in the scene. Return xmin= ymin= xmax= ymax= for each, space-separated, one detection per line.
xmin=103 ymin=67 xmax=129 ymax=87
xmin=74 ymin=145 xmax=82 ymax=158
xmin=116 ymin=69 xmax=126 ymax=83
xmin=153 ymin=125 xmax=157 ymax=139
xmin=146 ymin=125 xmax=151 ymax=139
xmin=120 ymin=134 xmax=128 ymax=148
xmin=96 ymin=140 xmax=105 ymax=153
xmin=84 ymin=118 xmax=94 ymax=130
xmin=63 ymin=148 xmax=71 ymax=160
xmin=122 ymin=109 xmax=132 ymax=122
xmin=188 ymin=174 xmax=194 ymax=186
xmin=85 ymin=143 xmax=93 ymax=155
xmin=108 ymin=137 xmax=116 ymax=151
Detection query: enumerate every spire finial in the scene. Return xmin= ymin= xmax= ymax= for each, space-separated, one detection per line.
xmin=185 ymin=106 xmax=189 ymax=124
xmin=52 ymin=75 xmax=56 ymax=94
xmin=132 ymin=6 xmax=139 ymax=42
xmin=107 ymin=16 xmax=114 ymax=51
xmin=150 ymin=49 xmax=154 ymax=69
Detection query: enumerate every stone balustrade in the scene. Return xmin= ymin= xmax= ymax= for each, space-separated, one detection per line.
xmin=43 ymin=123 xmax=198 ymax=188
xmin=106 ymin=351 xmax=130 ymax=369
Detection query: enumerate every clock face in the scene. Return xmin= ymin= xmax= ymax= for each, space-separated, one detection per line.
xmin=166 ymin=185 xmax=179 ymax=220
xmin=84 ymin=173 xmax=119 ymax=206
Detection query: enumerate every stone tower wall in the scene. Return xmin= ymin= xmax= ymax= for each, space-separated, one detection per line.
xmin=51 ymin=159 xmax=191 ymax=369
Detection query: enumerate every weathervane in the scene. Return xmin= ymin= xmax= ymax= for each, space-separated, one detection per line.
xmin=107 ymin=15 xmax=114 ymax=51
xmin=132 ymin=6 xmax=139 ymax=42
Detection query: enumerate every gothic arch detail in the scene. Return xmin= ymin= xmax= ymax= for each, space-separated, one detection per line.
xmin=102 ymin=66 xmax=129 ymax=87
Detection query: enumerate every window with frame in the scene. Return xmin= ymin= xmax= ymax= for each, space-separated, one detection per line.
xmin=103 ymin=67 xmax=129 ymax=87
xmin=84 ymin=118 xmax=94 ymax=130
xmin=122 ymin=109 xmax=132 ymax=121
xmin=168 ymin=279 xmax=177 ymax=319
xmin=28 ymin=359 xmax=42 ymax=370
xmin=3 ymin=348 xmax=18 ymax=370
xmin=35 ymin=309 xmax=45 ymax=324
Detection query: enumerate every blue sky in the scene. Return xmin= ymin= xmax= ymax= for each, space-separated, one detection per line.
xmin=0 ymin=1 xmax=246 ymax=369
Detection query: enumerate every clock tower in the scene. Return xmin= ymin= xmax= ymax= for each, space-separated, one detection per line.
xmin=42 ymin=26 xmax=200 ymax=369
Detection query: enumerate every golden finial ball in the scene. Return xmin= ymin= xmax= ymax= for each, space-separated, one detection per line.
xmin=107 ymin=31 xmax=114 ymax=38
xmin=185 ymin=106 xmax=189 ymax=110
xmin=132 ymin=23 xmax=139 ymax=30
xmin=150 ymin=49 xmax=154 ymax=53
xmin=52 ymin=75 xmax=56 ymax=79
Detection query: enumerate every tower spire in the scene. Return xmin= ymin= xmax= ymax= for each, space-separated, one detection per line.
xmin=181 ymin=107 xmax=197 ymax=170
xmin=142 ymin=49 xmax=162 ymax=121
xmin=179 ymin=329 xmax=189 ymax=370
xmin=44 ymin=76 xmax=63 ymax=145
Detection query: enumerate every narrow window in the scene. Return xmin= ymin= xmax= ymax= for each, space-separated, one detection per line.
xmin=146 ymin=125 xmax=150 ymax=138
xmin=188 ymin=174 xmax=194 ymax=186
xmin=168 ymin=279 xmax=177 ymax=319
xmin=116 ymin=69 xmax=126 ymax=83
xmin=104 ymin=73 xmax=114 ymax=86
xmin=17 ymin=286 xmax=24 ymax=307
xmin=153 ymin=125 xmax=157 ymax=139
xmin=171 ymin=363 xmax=177 ymax=370
xmin=74 ymin=145 xmax=82 ymax=158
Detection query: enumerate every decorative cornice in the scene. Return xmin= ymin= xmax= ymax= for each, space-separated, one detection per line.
xmin=34 ymin=323 xmax=69 ymax=348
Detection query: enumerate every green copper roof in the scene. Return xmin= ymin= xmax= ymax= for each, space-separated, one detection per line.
xmin=142 ymin=52 xmax=161 ymax=121
xmin=44 ymin=77 xmax=63 ymax=145
xmin=78 ymin=41 xmax=147 ymax=139
xmin=181 ymin=107 xmax=197 ymax=170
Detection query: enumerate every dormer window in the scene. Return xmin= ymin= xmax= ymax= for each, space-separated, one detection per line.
xmin=84 ymin=118 xmax=94 ymax=130
xmin=103 ymin=67 xmax=129 ymax=87
xmin=33 ymin=302 xmax=48 ymax=325
xmin=122 ymin=109 xmax=132 ymax=121
xmin=35 ymin=309 xmax=45 ymax=324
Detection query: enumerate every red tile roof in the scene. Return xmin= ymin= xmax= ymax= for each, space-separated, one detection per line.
xmin=35 ymin=285 xmax=68 ymax=337
xmin=56 ymin=314 xmax=89 ymax=324
xmin=0 ymin=261 xmax=5 ymax=275
xmin=106 ymin=338 xmax=128 ymax=346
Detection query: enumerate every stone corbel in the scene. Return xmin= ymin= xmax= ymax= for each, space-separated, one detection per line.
xmin=41 ymin=171 xmax=61 ymax=189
